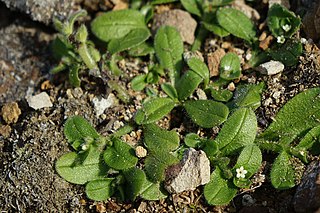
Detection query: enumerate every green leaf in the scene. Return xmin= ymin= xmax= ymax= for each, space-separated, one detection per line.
xmin=184 ymin=100 xmax=229 ymax=128
xmin=270 ymin=151 xmax=295 ymax=189
xmin=131 ymin=74 xmax=147 ymax=91
xmin=184 ymin=133 xmax=202 ymax=148
xmin=69 ymin=65 xmax=81 ymax=87
xmin=51 ymin=36 xmax=72 ymax=60
xmin=216 ymin=7 xmax=256 ymax=42
xmin=296 ymin=125 xmax=320 ymax=152
xmin=161 ymin=83 xmax=178 ymax=100
xmin=64 ymin=116 xmax=100 ymax=150
xmin=202 ymin=12 xmax=230 ymax=37
xmin=233 ymin=145 xmax=262 ymax=188
xmin=85 ymin=178 xmax=115 ymax=201
xmin=187 ymin=57 xmax=210 ymax=87
xmin=204 ymin=168 xmax=237 ymax=205
xmin=152 ymin=0 xmax=178 ymax=4
xmin=154 ymin=26 xmax=184 ymax=85
xmin=123 ymin=167 xmax=146 ymax=200
xmin=219 ymin=53 xmax=241 ymax=80
xmin=91 ymin=9 xmax=147 ymax=42
xmin=229 ymin=83 xmax=265 ymax=110
xmin=135 ymin=97 xmax=175 ymax=124
xmin=145 ymin=150 xmax=179 ymax=183
xmin=181 ymin=0 xmax=202 ymax=17
xmin=140 ymin=179 xmax=167 ymax=200
xmin=202 ymin=139 xmax=219 ymax=162
xmin=128 ymin=42 xmax=154 ymax=57
xmin=269 ymin=39 xmax=302 ymax=66
xmin=258 ymin=88 xmax=320 ymax=145
xmin=216 ymin=108 xmax=257 ymax=155
xmin=210 ymin=88 xmax=233 ymax=102
xmin=175 ymin=70 xmax=203 ymax=101
xmin=56 ymin=147 xmax=108 ymax=184
xmin=267 ymin=3 xmax=301 ymax=38
xmin=103 ymin=138 xmax=138 ymax=170
xmin=144 ymin=123 xmax=179 ymax=152
xmin=108 ymin=28 xmax=151 ymax=54
xmin=211 ymin=0 xmax=234 ymax=6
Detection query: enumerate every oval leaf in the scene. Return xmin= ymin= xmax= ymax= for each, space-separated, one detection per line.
xmin=91 ymin=9 xmax=147 ymax=42
xmin=140 ymin=179 xmax=167 ymax=200
xmin=187 ymin=57 xmax=210 ymax=87
xmin=161 ymin=83 xmax=178 ymax=100
xmin=204 ymin=168 xmax=237 ymax=205
xmin=216 ymin=7 xmax=256 ymax=42
xmin=154 ymin=26 xmax=183 ymax=84
xmin=270 ymin=151 xmax=295 ymax=189
xmin=85 ymin=178 xmax=115 ymax=201
xmin=184 ymin=100 xmax=229 ymax=128
xmin=135 ymin=97 xmax=175 ymax=124
xmin=184 ymin=133 xmax=202 ymax=148
xmin=56 ymin=148 xmax=108 ymax=184
xmin=123 ymin=167 xmax=146 ymax=200
xmin=108 ymin=28 xmax=151 ymax=54
xmin=131 ymin=74 xmax=147 ymax=91
xmin=269 ymin=39 xmax=302 ymax=66
xmin=144 ymin=123 xmax=179 ymax=152
xmin=176 ymin=70 xmax=203 ymax=101
xmin=181 ymin=0 xmax=202 ymax=17
xmin=219 ymin=53 xmax=241 ymax=80
xmin=216 ymin=108 xmax=257 ymax=155
xmin=64 ymin=116 xmax=100 ymax=150
xmin=103 ymin=138 xmax=138 ymax=170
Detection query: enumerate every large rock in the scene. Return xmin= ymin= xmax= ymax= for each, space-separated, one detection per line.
xmin=165 ymin=148 xmax=210 ymax=194
xmin=1 ymin=0 xmax=73 ymax=24
xmin=293 ymin=160 xmax=320 ymax=213
xmin=152 ymin=9 xmax=197 ymax=44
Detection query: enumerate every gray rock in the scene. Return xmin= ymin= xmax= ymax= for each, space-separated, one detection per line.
xmin=256 ymin=60 xmax=284 ymax=75
xmin=152 ymin=9 xmax=197 ymax=44
xmin=293 ymin=160 xmax=320 ymax=213
xmin=26 ymin=92 xmax=53 ymax=110
xmin=1 ymin=0 xmax=74 ymax=24
xmin=165 ymin=148 xmax=210 ymax=194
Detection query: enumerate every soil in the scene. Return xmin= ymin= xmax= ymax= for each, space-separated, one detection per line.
xmin=1 ymin=1 xmax=320 ymax=213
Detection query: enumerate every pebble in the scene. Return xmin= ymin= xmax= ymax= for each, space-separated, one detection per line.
xmin=1 ymin=102 xmax=21 ymax=124
xmin=256 ymin=60 xmax=284 ymax=75
xmin=152 ymin=9 xmax=197 ymax=44
xmin=135 ymin=146 xmax=147 ymax=158
xmin=165 ymin=148 xmax=210 ymax=194
xmin=293 ymin=160 xmax=320 ymax=212
xmin=92 ymin=94 xmax=116 ymax=117
xmin=26 ymin=92 xmax=53 ymax=110
xmin=0 ymin=124 xmax=12 ymax=138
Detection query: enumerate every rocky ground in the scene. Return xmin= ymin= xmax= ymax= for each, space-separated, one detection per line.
xmin=1 ymin=0 xmax=320 ymax=212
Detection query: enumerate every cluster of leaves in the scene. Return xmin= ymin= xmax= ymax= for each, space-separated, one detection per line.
xmin=53 ymin=0 xmax=320 ymax=208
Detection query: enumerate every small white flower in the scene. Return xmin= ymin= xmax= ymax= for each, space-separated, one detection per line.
xmin=224 ymin=65 xmax=231 ymax=71
xmin=236 ymin=166 xmax=248 ymax=179
xmin=277 ymin=35 xmax=285 ymax=44
xmin=282 ymin=24 xmax=291 ymax=32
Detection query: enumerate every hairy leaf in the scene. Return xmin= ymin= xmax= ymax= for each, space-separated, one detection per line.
xmin=187 ymin=57 xmax=210 ymax=87
xmin=91 ymin=9 xmax=147 ymax=42
xmin=103 ymin=138 xmax=138 ymax=170
xmin=269 ymin=39 xmax=302 ymax=66
xmin=270 ymin=151 xmax=295 ymax=189
xmin=144 ymin=123 xmax=179 ymax=152
xmin=128 ymin=42 xmax=154 ymax=57
xmin=181 ymin=0 xmax=202 ymax=17
xmin=176 ymin=70 xmax=203 ymax=101
xmin=123 ymin=167 xmax=146 ymax=200
xmin=131 ymin=74 xmax=147 ymax=91
xmin=140 ymin=179 xmax=167 ymax=200
xmin=204 ymin=168 xmax=237 ymax=205
xmin=184 ymin=100 xmax=229 ymax=128
xmin=161 ymin=83 xmax=178 ymax=100
xmin=216 ymin=7 xmax=256 ymax=42
xmin=216 ymin=108 xmax=257 ymax=155
xmin=85 ymin=178 xmax=115 ymax=201
xmin=219 ymin=53 xmax=241 ymax=80
xmin=135 ymin=97 xmax=175 ymax=124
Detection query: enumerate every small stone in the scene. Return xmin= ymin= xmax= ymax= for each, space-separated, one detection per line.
xmin=26 ymin=92 xmax=53 ymax=110
xmin=152 ymin=9 xmax=197 ymax=44
xmin=0 ymin=124 xmax=11 ymax=138
xmin=259 ymin=35 xmax=274 ymax=50
xmin=165 ymin=148 xmax=210 ymax=194
xmin=242 ymin=194 xmax=256 ymax=206
xmin=207 ymin=48 xmax=226 ymax=77
xmin=196 ymin=88 xmax=207 ymax=100
xmin=92 ymin=94 xmax=116 ymax=117
xmin=256 ymin=60 xmax=284 ymax=75
xmin=1 ymin=102 xmax=21 ymax=124
xmin=227 ymin=82 xmax=236 ymax=92
xmin=293 ymin=160 xmax=320 ymax=213
xmin=135 ymin=146 xmax=147 ymax=158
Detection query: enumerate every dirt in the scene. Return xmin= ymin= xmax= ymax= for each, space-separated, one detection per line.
xmin=1 ymin=1 xmax=320 ymax=213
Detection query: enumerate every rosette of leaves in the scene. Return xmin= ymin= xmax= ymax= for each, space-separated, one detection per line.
xmin=256 ymin=88 xmax=320 ymax=189
xmin=51 ymin=10 xmax=101 ymax=87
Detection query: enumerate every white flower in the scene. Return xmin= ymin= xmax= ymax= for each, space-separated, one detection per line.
xmin=236 ymin=166 xmax=248 ymax=179
xmin=282 ymin=24 xmax=291 ymax=32
xmin=224 ymin=65 xmax=231 ymax=71
xmin=277 ymin=35 xmax=285 ymax=44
